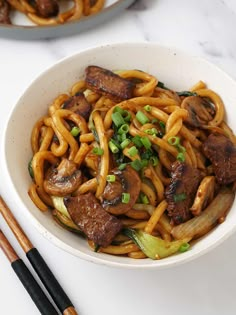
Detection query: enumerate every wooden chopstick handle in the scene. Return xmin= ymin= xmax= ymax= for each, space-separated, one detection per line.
xmin=12 ymin=259 xmax=59 ymax=315
xmin=27 ymin=248 xmax=74 ymax=314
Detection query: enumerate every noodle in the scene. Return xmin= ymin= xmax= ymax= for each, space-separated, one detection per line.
xmin=5 ymin=0 xmax=106 ymax=26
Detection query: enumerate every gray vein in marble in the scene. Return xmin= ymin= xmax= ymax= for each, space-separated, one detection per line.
xmin=199 ymin=41 xmax=223 ymax=58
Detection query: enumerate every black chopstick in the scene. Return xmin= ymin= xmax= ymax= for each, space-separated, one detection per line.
xmin=0 ymin=196 xmax=78 ymax=315
xmin=0 ymin=229 xmax=59 ymax=315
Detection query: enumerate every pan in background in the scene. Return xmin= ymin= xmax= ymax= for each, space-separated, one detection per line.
xmin=0 ymin=0 xmax=135 ymax=40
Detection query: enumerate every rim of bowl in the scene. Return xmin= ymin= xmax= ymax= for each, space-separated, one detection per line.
xmin=2 ymin=42 xmax=236 ymax=269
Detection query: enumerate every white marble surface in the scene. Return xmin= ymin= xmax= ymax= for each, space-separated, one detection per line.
xmin=1 ymin=0 xmax=236 ymax=314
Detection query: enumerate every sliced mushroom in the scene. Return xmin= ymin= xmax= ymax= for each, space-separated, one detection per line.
xmin=181 ymin=96 xmax=215 ymax=128
xmin=62 ymin=93 xmax=92 ymax=121
xmin=64 ymin=192 xmax=123 ymax=247
xmin=102 ymin=165 xmax=141 ymax=215
xmin=44 ymin=158 xmax=82 ymax=196
xmin=190 ymin=176 xmax=215 ymax=216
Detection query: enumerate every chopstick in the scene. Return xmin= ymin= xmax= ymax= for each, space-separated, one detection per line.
xmin=0 ymin=196 xmax=78 ymax=315
xmin=0 ymin=229 xmax=59 ymax=315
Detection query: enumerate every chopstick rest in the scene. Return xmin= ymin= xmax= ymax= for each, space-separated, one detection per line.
xmin=0 ymin=230 xmax=58 ymax=315
xmin=0 ymin=196 xmax=78 ymax=315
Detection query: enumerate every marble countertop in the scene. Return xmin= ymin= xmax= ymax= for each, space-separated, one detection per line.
xmin=1 ymin=1 xmax=236 ymax=314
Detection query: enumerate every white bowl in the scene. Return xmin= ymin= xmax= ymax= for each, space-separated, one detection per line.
xmin=3 ymin=42 xmax=236 ymax=269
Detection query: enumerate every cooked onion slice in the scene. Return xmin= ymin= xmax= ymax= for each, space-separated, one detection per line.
xmin=172 ymin=187 xmax=235 ymax=240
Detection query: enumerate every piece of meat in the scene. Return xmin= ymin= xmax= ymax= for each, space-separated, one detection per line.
xmin=202 ymin=133 xmax=236 ymax=184
xmin=165 ymin=161 xmax=202 ymax=225
xmin=34 ymin=0 xmax=59 ymax=18
xmin=85 ymin=66 xmax=135 ymax=102
xmin=181 ymin=96 xmax=215 ymax=128
xmin=63 ymin=93 xmax=92 ymax=121
xmin=64 ymin=192 xmax=123 ymax=247
xmin=0 ymin=0 xmax=11 ymax=24
xmin=102 ymin=165 xmax=141 ymax=215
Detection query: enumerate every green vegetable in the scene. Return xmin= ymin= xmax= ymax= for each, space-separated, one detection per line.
xmin=140 ymin=137 xmax=152 ymax=150
xmin=168 ymin=136 xmax=180 ymax=146
xmin=106 ymin=174 xmax=116 ymax=182
xmin=52 ymin=196 xmax=70 ymax=218
xmin=150 ymin=156 xmax=159 ymax=166
xmin=92 ymin=147 xmax=104 ymax=155
xmin=122 ymin=193 xmax=130 ymax=204
xmin=136 ymin=111 xmax=150 ymax=125
xmin=118 ymin=124 xmax=129 ymax=135
xmin=177 ymin=91 xmax=197 ymax=97
xmin=70 ymin=126 xmax=80 ymax=137
xmin=118 ymin=163 xmax=127 ymax=171
xmin=130 ymin=159 xmax=143 ymax=171
xmin=120 ymin=138 xmax=131 ymax=149
xmin=159 ymin=121 xmax=166 ymax=130
xmin=157 ymin=81 xmax=169 ymax=90
xmin=132 ymin=135 xmax=143 ymax=148
xmin=177 ymin=152 xmax=185 ymax=162
xmin=145 ymin=128 xmax=158 ymax=135
xmin=179 ymin=243 xmax=190 ymax=253
xmin=123 ymin=110 xmax=131 ymax=122
xmin=123 ymin=228 xmax=190 ymax=259
xmin=140 ymin=193 xmax=149 ymax=204
xmin=109 ymin=140 xmax=119 ymax=153
xmin=112 ymin=112 xmax=125 ymax=127
xmin=173 ymin=193 xmax=187 ymax=202
xmin=128 ymin=146 xmax=138 ymax=157
xmin=28 ymin=158 xmax=34 ymax=179
xmin=144 ymin=105 xmax=152 ymax=112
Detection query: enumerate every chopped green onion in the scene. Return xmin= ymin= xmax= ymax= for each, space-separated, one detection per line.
xmin=92 ymin=147 xmax=104 ymax=155
xmin=118 ymin=124 xmax=129 ymax=135
xmin=168 ymin=136 xmax=180 ymax=146
xmin=140 ymin=137 xmax=152 ymax=150
xmin=120 ymin=138 xmax=131 ymax=149
xmin=151 ymin=118 xmax=159 ymax=124
xmin=128 ymin=146 xmax=138 ymax=157
xmin=132 ymin=135 xmax=143 ymax=148
xmin=144 ymin=105 xmax=151 ymax=112
xmin=122 ymin=193 xmax=130 ymax=204
xmin=28 ymin=158 xmax=34 ymax=179
xmin=141 ymin=150 xmax=153 ymax=160
xmin=150 ymin=156 xmax=159 ymax=166
xmin=136 ymin=111 xmax=150 ymax=125
xmin=70 ymin=126 xmax=80 ymax=137
xmin=177 ymin=144 xmax=186 ymax=153
xmin=123 ymin=110 xmax=131 ymax=122
xmin=109 ymin=140 xmax=119 ymax=153
xmin=118 ymin=163 xmax=127 ymax=170
xmin=177 ymin=152 xmax=185 ymax=162
xmin=106 ymin=175 xmax=116 ymax=182
xmin=113 ymin=106 xmax=125 ymax=115
xmin=141 ymin=159 xmax=149 ymax=168
xmin=130 ymin=159 xmax=143 ymax=171
xmin=112 ymin=112 xmax=125 ymax=127
xmin=179 ymin=242 xmax=190 ymax=253
xmin=141 ymin=193 xmax=149 ymax=204
xmin=173 ymin=193 xmax=187 ymax=202
xmin=145 ymin=128 xmax=158 ymax=135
